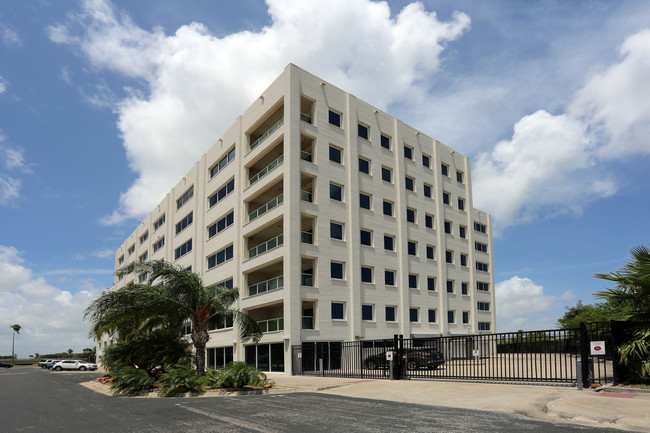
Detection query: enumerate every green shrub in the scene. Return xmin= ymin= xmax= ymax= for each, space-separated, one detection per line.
xmin=203 ymin=362 xmax=270 ymax=389
xmin=110 ymin=366 xmax=154 ymax=396
xmin=156 ymin=365 xmax=205 ymax=397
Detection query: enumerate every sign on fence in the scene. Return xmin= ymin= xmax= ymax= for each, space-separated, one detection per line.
xmin=590 ymin=341 xmax=606 ymax=355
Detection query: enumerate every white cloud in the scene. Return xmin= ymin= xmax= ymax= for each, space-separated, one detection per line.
xmin=49 ymin=0 xmax=470 ymax=224
xmin=0 ymin=76 xmax=6 ymax=94
xmin=0 ymin=140 xmax=32 ymax=207
xmin=1 ymin=26 xmax=21 ymax=46
xmin=0 ymin=175 xmax=21 ymax=207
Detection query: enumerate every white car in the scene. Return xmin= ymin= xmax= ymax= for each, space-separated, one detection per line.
xmin=51 ymin=360 xmax=98 ymax=371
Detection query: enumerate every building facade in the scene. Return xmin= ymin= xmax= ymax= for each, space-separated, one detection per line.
xmin=100 ymin=64 xmax=495 ymax=374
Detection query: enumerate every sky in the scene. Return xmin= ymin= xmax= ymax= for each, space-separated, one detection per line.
xmin=1 ymin=0 xmax=649 ymax=358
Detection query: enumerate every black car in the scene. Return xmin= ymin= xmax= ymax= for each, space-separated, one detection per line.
xmin=364 ymin=348 xmax=445 ymax=370
xmin=0 ymin=362 xmax=13 ymax=368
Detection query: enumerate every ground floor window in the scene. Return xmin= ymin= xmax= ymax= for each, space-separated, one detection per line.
xmin=245 ymin=343 xmax=284 ymax=372
xmin=206 ymin=346 xmax=233 ymax=370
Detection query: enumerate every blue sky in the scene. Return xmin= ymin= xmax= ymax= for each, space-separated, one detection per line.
xmin=1 ymin=0 xmax=649 ymax=357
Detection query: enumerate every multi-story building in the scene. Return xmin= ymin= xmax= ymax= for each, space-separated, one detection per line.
xmin=101 ymin=64 xmax=495 ymax=374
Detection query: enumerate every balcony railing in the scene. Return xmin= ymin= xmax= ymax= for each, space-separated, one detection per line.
xmin=300 ymin=113 xmax=312 ymax=124
xmin=249 ymin=193 xmax=284 ymax=222
xmin=258 ymin=317 xmax=284 ymax=333
xmin=300 ymin=190 xmax=313 ymax=203
xmin=301 ymin=273 xmax=314 ymax=287
xmin=250 ymin=117 xmax=284 ymax=151
xmin=248 ymin=234 xmax=284 ymax=259
xmin=300 ymin=230 xmax=313 ymax=244
xmin=300 ymin=150 xmax=313 ymax=162
xmin=249 ymin=154 xmax=284 ymax=186
xmin=248 ymin=275 xmax=284 ymax=297
xmin=302 ymin=316 xmax=314 ymax=330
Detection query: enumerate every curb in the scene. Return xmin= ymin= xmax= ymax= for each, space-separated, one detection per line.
xmin=595 ymin=385 xmax=650 ymax=394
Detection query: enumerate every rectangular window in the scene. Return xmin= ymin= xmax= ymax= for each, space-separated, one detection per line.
xmin=443 ymin=191 xmax=450 ymax=205
xmin=479 ymin=322 xmax=491 ymax=331
xmin=408 ymin=274 xmax=418 ymax=289
xmin=445 ymin=250 xmax=453 ymax=263
xmin=176 ymin=212 xmax=193 ymax=234
xmin=175 ymin=239 xmax=192 ymax=260
xmin=360 ymin=192 xmax=372 ymax=210
xmin=361 ymin=266 xmax=373 ymax=283
xmin=209 ymin=179 xmax=235 ymax=208
xmin=358 ymin=157 xmax=370 ymax=174
xmin=380 ymin=134 xmax=390 ymax=149
xmin=139 ymin=273 xmax=148 ymax=283
xmin=381 ymin=166 xmax=392 ymax=183
xmin=403 ymin=145 xmax=413 ymax=160
xmin=459 ymin=226 xmax=467 ymax=238
xmin=461 ymin=282 xmax=468 ymax=295
xmin=209 ymin=147 xmax=236 ymax=179
xmin=360 ymin=229 xmax=372 ymax=246
xmin=329 ymin=110 xmax=341 ymax=128
xmin=477 ymin=302 xmax=490 ymax=311
xmin=385 ymin=306 xmax=396 ymax=322
xmin=460 ymin=254 xmax=468 ymax=267
xmin=463 ymin=311 xmax=470 ymax=324
xmin=406 ymin=208 xmax=416 ymax=223
xmin=425 ymin=214 xmax=434 ymax=229
xmin=139 ymin=251 xmax=148 ymax=262
xmin=441 ymin=163 xmax=449 ymax=176
xmin=331 ymin=261 xmax=344 ymax=279
xmin=329 ymin=145 xmax=342 ymax=164
xmin=475 ymin=242 xmax=488 ymax=253
xmin=383 ymin=200 xmax=394 ymax=216
xmin=409 ymin=308 xmax=419 ymax=323
xmin=428 ymin=309 xmax=437 ymax=323
xmin=447 ymin=280 xmax=454 ymax=293
xmin=408 ymin=241 xmax=417 ymax=256
xmin=458 ymin=198 xmax=465 ymax=211
xmin=330 ymin=221 xmax=344 ymax=240
xmin=118 ymin=255 xmax=124 ymax=265
xmin=177 ymin=186 xmax=194 ymax=209
xmin=474 ymin=222 xmax=487 ymax=233
xmin=444 ymin=220 xmax=452 ymax=234
xmin=330 ymin=182 xmax=343 ymax=201
xmin=362 ymin=304 xmax=373 ymax=321
xmin=358 ymin=123 xmax=369 ymax=140
xmin=476 ymin=262 xmax=489 ymax=272
xmin=457 ymin=170 xmax=464 ymax=183
xmin=448 ymin=310 xmax=455 ymax=324
xmin=423 ymin=183 xmax=432 ymax=198
xmin=127 ymin=244 xmax=135 ymax=255
xmin=385 ymin=269 xmax=396 ymax=286
xmin=427 ymin=277 xmax=436 ymax=291
xmin=207 ymin=244 xmax=233 ymax=269
xmin=153 ymin=237 xmax=164 ymax=253
xmin=153 ymin=214 xmax=165 ymax=231
xmin=208 ymin=211 xmax=234 ymax=238
xmin=384 ymin=235 xmax=395 ymax=251
xmin=426 ymin=245 xmax=435 ymax=260
xmin=422 ymin=154 xmax=431 ymax=168
xmin=405 ymin=176 xmax=414 ymax=191
xmin=477 ymin=282 xmax=490 ymax=292
xmin=139 ymin=231 xmax=148 ymax=244
xmin=331 ymin=302 xmax=345 ymax=319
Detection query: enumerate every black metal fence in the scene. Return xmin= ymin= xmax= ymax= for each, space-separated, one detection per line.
xmin=292 ymin=321 xmax=629 ymax=386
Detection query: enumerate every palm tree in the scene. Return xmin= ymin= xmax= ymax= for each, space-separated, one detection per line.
xmin=10 ymin=324 xmax=21 ymax=366
xmin=595 ymin=245 xmax=650 ymax=381
xmin=85 ymin=260 xmax=261 ymax=376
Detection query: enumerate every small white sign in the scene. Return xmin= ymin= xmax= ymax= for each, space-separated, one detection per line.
xmin=590 ymin=341 xmax=606 ymax=355
xmin=386 ymin=351 xmax=394 ymax=361
xmin=472 ymin=349 xmax=480 ymax=357
xmin=297 ymin=352 xmax=302 ymax=359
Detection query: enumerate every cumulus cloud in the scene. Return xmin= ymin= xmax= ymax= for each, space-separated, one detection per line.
xmin=48 ymin=0 xmax=470 ymax=224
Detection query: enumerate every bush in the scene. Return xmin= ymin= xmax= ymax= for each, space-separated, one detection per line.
xmin=202 ymin=362 xmax=271 ymax=389
xmin=110 ymin=366 xmax=154 ymax=396
xmin=157 ymin=365 xmax=205 ymax=397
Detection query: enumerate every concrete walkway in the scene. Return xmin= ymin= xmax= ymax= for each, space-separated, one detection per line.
xmin=265 ymin=373 xmax=650 ymax=432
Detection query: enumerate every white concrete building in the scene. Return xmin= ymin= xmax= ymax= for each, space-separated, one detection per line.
xmin=101 ymin=64 xmax=495 ymax=373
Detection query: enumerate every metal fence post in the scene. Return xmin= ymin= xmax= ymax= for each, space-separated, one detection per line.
xmin=576 ymin=360 xmax=583 ymax=390
xmin=579 ymin=322 xmax=590 ymax=388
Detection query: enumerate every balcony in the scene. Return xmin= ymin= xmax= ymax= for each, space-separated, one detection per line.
xmin=301 ymin=257 xmax=315 ymax=287
xmin=249 ymin=193 xmax=283 ymax=222
xmin=302 ymin=301 xmax=315 ymax=330
xmin=300 ymin=173 xmax=315 ymax=204
xmin=301 ymin=214 xmax=315 ymax=245
xmin=300 ymin=134 xmax=314 ymax=163
xmin=249 ymin=153 xmax=284 ymax=186
xmin=248 ymin=233 xmax=283 ymax=259
xmin=250 ymin=117 xmax=284 ymax=151
xmin=258 ymin=317 xmax=284 ymax=333
xmin=248 ymin=275 xmax=284 ymax=297
xmin=302 ymin=316 xmax=314 ymax=329
xmin=300 ymin=150 xmax=313 ymax=162
xmin=300 ymin=95 xmax=314 ymax=125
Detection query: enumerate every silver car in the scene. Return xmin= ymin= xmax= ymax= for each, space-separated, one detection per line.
xmin=51 ymin=360 xmax=98 ymax=371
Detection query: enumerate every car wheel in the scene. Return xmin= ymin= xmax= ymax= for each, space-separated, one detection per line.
xmin=79 ymin=366 xmax=86 ymax=371
xmin=407 ymin=360 xmax=419 ymax=370
xmin=54 ymin=366 xmax=62 ymax=371
xmin=365 ymin=360 xmax=378 ymax=370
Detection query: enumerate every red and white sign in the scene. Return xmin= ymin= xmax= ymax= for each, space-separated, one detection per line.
xmin=590 ymin=341 xmax=606 ymax=355
xmin=386 ymin=351 xmax=394 ymax=361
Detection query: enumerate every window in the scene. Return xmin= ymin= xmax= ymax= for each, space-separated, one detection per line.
xmin=329 ymin=145 xmax=342 ymax=164
xmin=209 ymin=179 xmax=235 ymax=208
xmin=385 ymin=270 xmax=396 ymax=286
xmin=329 ymin=110 xmax=341 ymax=127
xmin=461 ymin=282 xmax=468 ymax=295
xmin=460 ymin=254 xmax=468 ymax=267
xmin=458 ymin=198 xmax=465 ymax=211
xmin=442 ymin=191 xmax=450 ymax=205
xmin=441 ymin=163 xmax=449 ymax=176
xmin=175 ymin=239 xmax=192 ymax=259
xmin=209 ymin=147 xmax=236 ymax=178
xmin=425 ymin=214 xmax=434 ymax=229
xmin=331 ymin=261 xmax=344 ymax=279
xmin=139 ymin=231 xmax=148 ymax=244
xmin=385 ymin=306 xmax=396 ymax=322
xmin=478 ymin=302 xmax=490 ymax=311
xmin=476 ymin=262 xmax=489 ymax=272
xmin=330 ymin=221 xmax=344 ymax=240
xmin=479 ymin=322 xmax=491 ymax=331
xmin=422 ymin=154 xmax=431 ymax=168
xmin=383 ymin=200 xmax=394 ymax=216
xmin=406 ymin=208 xmax=416 ymax=223
xmin=380 ymin=134 xmax=390 ymax=149
xmin=405 ymin=176 xmax=414 ymax=191
xmin=427 ymin=277 xmax=436 ymax=291
xmin=330 ymin=182 xmax=343 ymax=201
xmin=409 ymin=308 xmax=419 ymax=322
xmin=362 ymin=304 xmax=373 ymax=321
xmin=459 ymin=226 xmax=467 ymax=239
xmin=423 ymin=183 xmax=432 ymax=198
xmin=475 ymin=242 xmax=488 ymax=253
xmin=139 ymin=251 xmax=148 ymax=262
xmin=331 ymin=302 xmax=345 ymax=319
xmin=463 ymin=311 xmax=470 ymax=324
xmin=127 ymin=244 xmax=135 ymax=255
xmin=177 ymin=186 xmax=194 ymax=209
xmin=407 ymin=241 xmax=417 ymax=256
xmin=358 ymin=157 xmax=370 ymax=174
xmin=118 ymin=255 xmax=124 ymax=265
xmin=361 ymin=266 xmax=373 ymax=283
xmin=176 ymin=212 xmax=193 ymax=234
xmin=428 ymin=309 xmax=437 ymax=323
xmin=384 ymin=235 xmax=395 ymax=251
xmin=381 ymin=166 xmax=392 ymax=183
xmin=444 ymin=220 xmax=452 ymax=234
xmin=207 ymin=244 xmax=233 ymax=269
xmin=445 ymin=250 xmax=453 ymax=263
xmin=448 ymin=310 xmax=455 ymax=323
xmin=139 ymin=273 xmax=148 ymax=283
xmin=360 ymin=229 xmax=372 ymax=246
xmin=408 ymin=274 xmax=418 ymax=289
xmin=358 ymin=123 xmax=369 ymax=140
xmin=426 ymin=245 xmax=435 ymax=260
xmin=474 ymin=222 xmax=487 ymax=233
xmin=446 ymin=280 xmax=454 ymax=293
xmin=477 ymin=281 xmax=490 ymax=292
xmin=153 ymin=214 xmax=165 ymax=231
xmin=153 ymin=237 xmax=165 ymax=253
xmin=403 ymin=145 xmax=413 ymax=160
xmin=208 ymin=211 xmax=234 ymax=238
xmin=457 ymin=171 xmax=464 ymax=183
xmin=360 ymin=192 xmax=372 ymax=210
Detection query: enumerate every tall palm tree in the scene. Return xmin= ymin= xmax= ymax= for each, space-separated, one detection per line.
xmin=595 ymin=245 xmax=650 ymax=380
xmin=10 ymin=324 xmax=21 ymax=366
xmin=85 ymin=260 xmax=261 ymax=376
